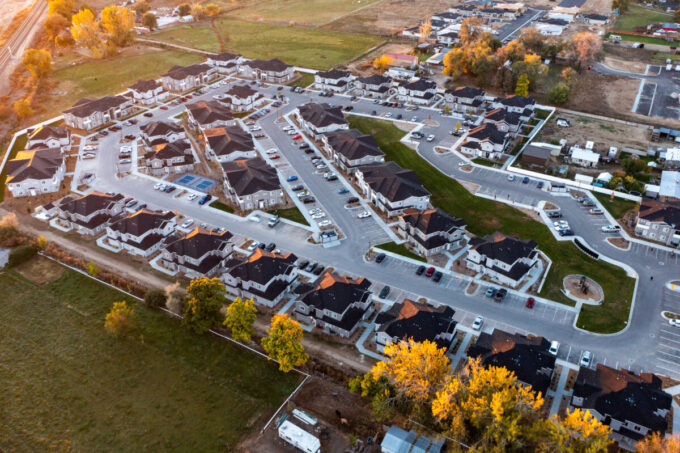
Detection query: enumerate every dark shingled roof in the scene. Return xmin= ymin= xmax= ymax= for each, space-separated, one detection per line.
xmin=359 ymin=161 xmax=430 ymax=202
xmin=244 ymin=58 xmax=291 ymax=72
xmin=468 ymin=329 xmax=555 ymax=396
xmin=496 ymin=94 xmax=535 ymax=109
xmin=187 ymin=100 xmax=234 ymax=125
xmin=209 ymin=52 xmax=240 ymax=61
xmin=165 ymin=227 xmax=232 ymax=259
xmin=6 ymin=148 xmax=63 ymax=183
xmin=469 ymin=232 xmax=537 ymax=265
xmin=401 ymin=79 xmax=437 ymax=92
xmin=28 ymin=125 xmax=69 ymax=142
xmin=484 ymin=108 xmax=520 ymax=126
xmin=316 ymin=69 xmax=351 ymax=80
xmin=298 ymin=103 xmax=348 ymax=129
xmin=446 ymin=86 xmax=485 ymax=99
xmin=324 ymin=129 xmax=384 ymax=161
xmin=63 ymin=95 xmax=129 ymax=118
xmin=572 ymin=364 xmax=671 ymax=437
xmin=638 ymin=200 xmax=680 ymax=226
xmin=376 ymin=299 xmax=456 ymax=347
xmin=225 ymin=84 xmax=258 ymax=99
xmin=299 ymin=271 xmax=372 ymax=315
xmin=108 ymin=209 xmax=175 ymax=236
xmin=144 ymin=140 xmax=193 ymax=161
xmin=356 ymin=74 xmax=392 ymax=86
xmin=466 ymin=123 xmax=507 ymax=145
xmin=221 ymin=158 xmax=280 ymax=196
xmin=129 ymin=79 xmax=160 ymax=92
xmin=227 ymin=248 xmax=297 ymax=285
xmin=163 ymin=64 xmax=213 ymax=80
xmin=205 ymin=126 xmax=254 ymax=158
xmin=140 ymin=121 xmax=184 ymax=138
xmin=58 ymin=192 xmax=124 ymax=216
xmin=400 ymin=208 xmax=466 ymax=235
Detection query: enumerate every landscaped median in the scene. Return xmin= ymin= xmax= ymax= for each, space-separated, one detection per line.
xmin=268 ymin=207 xmax=310 ymax=226
xmin=348 ymin=116 xmax=636 ymax=334
xmin=375 ymin=241 xmax=426 ymax=262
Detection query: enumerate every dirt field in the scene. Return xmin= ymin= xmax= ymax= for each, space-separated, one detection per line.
xmin=579 ymin=0 xmax=612 ymax=15
xmin=14 ymin=255 xmax=65 ymax=284
xmin=603 ymin=55 xmax=647 ymax=74
xmin=346 ymin=41 xmax=413 ymax=74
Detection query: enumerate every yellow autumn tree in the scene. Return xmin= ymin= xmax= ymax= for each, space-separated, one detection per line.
xmin=261 ymin=314 xmax=308 ymax=372
xmin=44 ymin=13 xmax=70 ymax=41
xmin=22 ymin=48 xmax=53 ymax=79
xmin=13 ymin=98 xmax=33 ymax=119
xmin=104 ymin=301 xmax=135 ymax=337
xmin=373 ymin=55 xmax=393 ymax=72
xmin=534 ymin=408 xmax=613 ymax=453
xmin=204 ymin=3 xmax=220 ymax=16
xmin=48 ymin=0 xmax=75 ymax=19
xmin=635 ymin=432 xmax=680 ymax=453
xmin=71 ymin=8 xmax=103 ymax=55
xmin=223 ymin=297 xmax=257 ymax=342
xmin=100 ymin=5 xmax=135 ymax=48
xmin=418 ymin=20 xmax=432 ymax=42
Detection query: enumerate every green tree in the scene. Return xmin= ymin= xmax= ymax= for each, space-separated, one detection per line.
xmin=548 ymin=84 xmax=570 ymax=105
xmin=349 ymin=373 xmax=396 ymax=422
xmin=100 ymin=5 xmax=135 ymax=47
xmin=22 ymin=48 xmax=53 ymax=79
xmin=143 ymin=288 xmax=166 ymax=308
xmin=183 ymin=277 xmax=226 ymax=334
xmin=104 ymin=301 xmax=135 ymax=337
xmin=608 ymin=175 xmax=623 ymax=190
xmin=178 ymin=2 xmax=191 ymax=16
xmin=261 ymin=314 xmax=308 ymax=372
xmin=142 ymin=12 xmax=158 ymax=30
xmin=515 ymin=73 xmax=530 ymax=97
xmin=223 ymin=297 xmax=257 ymax=342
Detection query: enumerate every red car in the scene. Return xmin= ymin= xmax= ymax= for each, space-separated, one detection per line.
xmin=425 ymin=267 xmax=435 ymax=278
xmin=159 ymin=106 xmax=169 ymax=110
xmin=526 ymin=297 xmax=535 ymax=309
xmin=292 ymin=134 xmax=302 ymax=140
xmin=270 ymin=154 xmax=281 ymax=159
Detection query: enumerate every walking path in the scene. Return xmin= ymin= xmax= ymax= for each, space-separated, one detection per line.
xmin=548 ymin=367 xmax=572 ymax=417
xmin=355 ymin=322 xmax=385 ymax=361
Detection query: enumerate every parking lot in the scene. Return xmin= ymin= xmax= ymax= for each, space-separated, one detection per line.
xmin=653 ymin=287 xmax=680 ymax=377
xmin=633 ymin=65 xmax=680 ymax=120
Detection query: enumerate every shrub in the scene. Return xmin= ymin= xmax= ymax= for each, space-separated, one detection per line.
xmin=144 ymin=288 xmax=167 ymax=308
xmin=8 ymin=244 xmax=38 ymax=267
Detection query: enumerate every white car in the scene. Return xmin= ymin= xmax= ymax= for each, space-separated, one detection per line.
xmin=553 ymin=220 xmax=569 ymax=230
xmin=426 ymin=134 xmax=435 ymax=142
xmin=357 ymin=211 xmax=371 ymax=219
xmin=247 ymin=241 xmax=259 ymax=251
xmin=82 ymin=153 xmax=96 ymax=160
xmin=249 ymin=214 xmax=261 ymax=222
xmin=187 ymin=193 xmax=197 ymax=201
xmin=472 ymin=316 xmax=484 ymax=331
xmin=308 ymin=208 xmax=322 ymax=215
xmin=318 ymin=219 xmax=332 ymax=227
xmin=287 ymin=129 xmax=297 ymax=135
xmin=507 ymin=174 xmax=515 ymax=181
xmin=411 ymin=116 xmax=418 ymax=122
xmin=282 ymin=125 xmax=292 ymax=131
xmin=601 ymin=225 xmax=621 ymax=233
xmin=385 ymin=112 xmax=392 ymax=118
xmin=311 ymin=212 xmax=326 ymax=219
xmin=457 ymin=161 xmax=468 ymax=167
xmin=580 ymin=351 xmax=592 ymax=367
xmin=265 ymin=148 xmax=278 ymax=155
xmin=549 ymin=341 xmax=560 ymax=356
xmin=154 ymin=183 xmax=163 ymax=190
xmin=669 ymin=318 xmax=680 ymax=328
xmin=119 ymin=158 xmax=132 ymax=164
xmin=251 ymin=126 xmax=262 ymax=131
xmin=213 ymin=94 xmax=225 ymax=100
xmin=181 ymin=219 xmax=194 ymax=229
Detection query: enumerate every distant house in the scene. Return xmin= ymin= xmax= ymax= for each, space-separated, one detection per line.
xmin=381 ymin=426 xmax=444 ymax=453
xmin=295 ymin=103 xmax=349 ymax=138
xmin=160 ymin=64 xmax=216 ymax=93
xmin=220 ymin=84 xmax=266 ymax=113
xmin=570 ymin=146 xmax=600 ymax=167
xmin=432 ymin=11 xmax=461 ymax=22
xmin=374 ymin=299 xmax=456 ymax=352
xmin=221 ymin=158 xmax=283 ymax=211
xmin=204 ymin=126 xmax=256 ymax=162
xmin=294 ymin=271 xmax=372 ymax=338
xmin=63 ymin=95 xmax=134 ymax=130
xmin=448 ymin=3 xmax=478 ymax=16
xmin=468 ymin=329 xmax=556 ymax=396
xmin=436 ymin=31 xmax=460 ymax=46
xmin=580 ymin=13 xmax=608 ymax=25
xmin=397 ymin=208 xmax=466 ymax=256
xmin=162 ymin=227 xmax=234 ymax=278
xmin=355 ymin=161 xmax=431 ymax=217
xmin=6 ymin=148 xmax=65 ymax=198
xmin=143 ymin=139 xmax=195 ymax=176
xmin=186 ymin=100 xmax=236 ymax=130
xmin=492 ymin=95 xmax=536 ymax=121
xmin=105 ymin=209 xmax=176 ymax=257
xmin=444 ymin=86 xmax=485 ymax=114
xmin=383 ymin=52 xmax=418 ymax=68
xmin=314 ymin=69 xmax=353 ymax=93
xmin=396 ymin=79 xmax=437 ymax=105
xmin=321 ymin=129 xmax=385 ymax=172
xmin=205 ymin=52 xmax=242 ymax=74
xmin=128 ymin=79 xmax=167 ymax=105
xmin=55 ymin=192 xmax=125 ymax=235
xmin=521 ymin=144 xmax=552 ymax=168
xmin=460 ymin=123 xmax=508 ymax=160
xmin=27 ymin=125 xmax=71 ymax=150
xmin=353 ymin=74 xmax=393 ymax=99
xmin=240 ymin=58 xmax=295 ymax=83
xmin=635 ymin=200 xmax=680 ymax=246
xmin=483 ymin=108 xmax=521 ymax=133
xmin=571 ymin=364 xmax=671 ymax=447
xmin=223 ymin=249 xmax=298 ymax=307
xmin=140 ymin=121 xmax=186 ymax=145
xmin=466 ymin=232 xmax=539 ymax=288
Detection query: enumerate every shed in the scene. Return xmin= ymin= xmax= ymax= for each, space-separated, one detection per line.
xmin=570 ymin=147 xmax=600 ymax=167
xmin=381 ymin=426 xmax=417 ymax=453
xmin=575 ymin=174 xmax=594 ymax=184
xmin=521 ymin=144 xmax=552 ymax=167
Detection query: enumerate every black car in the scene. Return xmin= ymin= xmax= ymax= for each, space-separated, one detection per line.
xmin=375 ymin=253 xmax=386 ymax=264
xmin=371 ymin=110 xmax=377 ymax=115
xmin=495 ymin=288 xmax=507 ymax=302
xmin=313 ymin=265 xmax=325 ymax=275
xmin=301 ymin=196 xmax=315 ymax=203
xmin=432 ymin=271 xmax=443 ymax=282
xmin=416 ymin=265 xmax=426 ymax=276
xmin=257 ymin=242 xmax=267 ymax=249
xmin=396 ymin=114 xmax=403 ymax=119
xmin=347 ymin=197 xmax=359 ymax=204
xmin=297 ymin=260 xmax=309 ymax=269
xmin=547 ymin=211 xmax=562 ymax=219
xmin=265 ymin=242 xmax=276 ymax=252
xmin=291 ymin=185 xmax=304 ymax=191
xmin=379 ymin=285 xmax=391 ymax=298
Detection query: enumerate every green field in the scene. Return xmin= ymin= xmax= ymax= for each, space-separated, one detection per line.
xmin=593 ymin=192 xmax=639 ymax=219
xmin=268 ymin=206 xmax=309 ymax=226
xmin=614 ymin=5 xmax=673 ymax=31
xmin=229 ymin=0 xmax=381 ymax=25
xmin=151 ymin=20 xmax=383 ymax=69
xmin=348 ymin=116 xmax=635 ymax=334
xmin=210 ymin=199 xmax=236 ymax=213
xmin=375 ymin=242 xmax=426 ymax=262
xmin=0 ymin=260 xmax=300 ymax=451
xmin=43 ymin=49 xmax=203 ymax=121
xmin=289 ymin=72 xmax=316 ymax=88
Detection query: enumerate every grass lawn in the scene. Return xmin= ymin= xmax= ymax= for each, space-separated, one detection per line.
xmin=209 ymin=199 xmax=235 ymax=213
xmin=375 ymin=242 xmax=426 ymax=262
xmin=229 ymin=0 xmax=382 ymax=25
xmin=348 ymin=116 xmax=635 ymax=333
xmin=289 ymin=72 xmax=316 ymax=88
xmin=614 ymin=5 xmax=673 ymax=31
xmin=593 ymin=192 xmax=639 ymax=219
xmin=608 ymin=32 xmax=680 ymax=46
xmin=472 ymin=157 xmax=500 ymax=168
xmin=42 ymin=49 xmax=203 ymax=122
xmin=268 ymin=206 xmax=309 ymax=226
xmin=0 ymin=260 xmax=300 ymax=451
xmin=151 ymin=20 xmax=383 ymax=70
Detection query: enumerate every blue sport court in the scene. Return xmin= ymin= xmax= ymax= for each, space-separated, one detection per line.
xmin=173 ymin=173 xmax=218 ymax=193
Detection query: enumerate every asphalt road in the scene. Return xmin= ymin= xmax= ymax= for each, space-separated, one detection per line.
xmin=76 ymin=77 xmax=680 ymax=378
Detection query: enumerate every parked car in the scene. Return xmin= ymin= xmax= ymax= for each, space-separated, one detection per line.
xmin=347 ymin=197 xmax=359 ymax=204
xmin=338 ymin=188 xmax=349 ymax=194
xmin=526 ymin=297 xmax=535 ymax=309
xmin=286 ymin=175 xmax=298 ymax=182
xmin=549 ymin=341 xmax=560 ymax=356
xmin=669 ymin=319 xmax=680 ymax=328
xmin=426 ymin=134 xmax=435 ymax=142
xmin=601 ymin=225 xmax=621 ymax=233
xmin=181 ymin=219 xmax=194 ymax=229
xmin=306 ymin=262 xmax=317 ymax=273
xmin=547 ymin=210 xmax=562 ymax=219
xmin=297 ymin=260 xmax=310 ymax=269
xmin=265 ymin=242 xmax=276 ymax=252
xmin=291 ymin=185 xmax=304 ymax=191
xmin=507 ymin=174 xmax=515 ymax=181
xmin=494 ymin=288 xmax=507 ymax=302
xmin=522 ymin=176 xmax=529 ymax=184
xmin=357 ymin=211 xmax=371 ymax=219
xmin=485 ymin=287 xmax=497 ymax=298
xmin=580 ymin=351 xmax=592 ymax=367
xmin=432 ymin=271 xmax=443 ymax=282
xmin=292 ymin=134 xmax=302 ymax=140
xmin=472 ymin=316 xmax=484 ymax=331
xmin=270 ymin=154 xmax=281 ymax=160
xmin=379 ymin=286 xmax=391 ymax=298
xmin=416 ymin=265 xmax=426 ymax=276
xmin=198 ymin=194 xmax=212 ymax=205
xmin=375 ymin=253 xmax=386 ymax=264
xmin=318 ymin=219 xmax=332 ymax=227
xmin=589 ymin=208 xmax=603 ymax=215
xmin=143 ymin=112 xmax=153 ymax=117
xmin=425 ymin=267 xmax=435 ymax=278
xmin=247 ymin=241 xmax=260 ymax=251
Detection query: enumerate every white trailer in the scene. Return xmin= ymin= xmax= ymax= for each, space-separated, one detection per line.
xmin=278 ymin=420 xmax=321 ymax=453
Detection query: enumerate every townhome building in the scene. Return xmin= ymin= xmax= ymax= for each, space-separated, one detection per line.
xmin=239 ymin=58 xmax=295 ymax=83
xmin=353 ymin=74 xmax=393 ymax=98
xmin=468 ymin=329 xmax=556 ymax=396
xmin=6 ymin=148 xmax=65 ymax=198
xmin=223 ymin=249 xmax=298 ymax=307
xmin=571 ymin=365 xmax=671 ymax=448
xmin=374 ymin=299 xmax=456 ymax=352
xmin=128 ymin=79 xmax=167 ymax=105
xmin=294 ymin=271 xmax=372 ymax=338
xmin=321 ymin=129 xmax=385 ymax=172
xmin=449 ymin=3 xmax=478 ymax=16
xmin=436 ymin=31 xmax=460 ymax=46
xmin=314 ymin=69 xmax=353 ymax=93
xmin=205 ymin=52 xmax=242 ymax=74
xmin=295 ymin=103 xmax=349 ymax=139
xmin=105 ymin=209 xmax=176 ymax=257
xmin=580 ymin=13 xmax=608 ymax=25
xmin=432 ymin=11 xmax=461 ymax=22
xmin=204 ymin=126 xmax=256 ymax=162
xmin=221 ymin=157 xmax=284 ymax=211
xmin=356 ymin=162 xmax=431 ymax=217
xmin=397 ymin=208 xmax=467 ymax=256
xmin=63 ymin=95 xmax=134 ymax=130
xmin=160 ymin=64 xmax=216 ymax=93
xmin=139 ymin=121 xmax=186 ymax=145
xmin=483 ymin=108 xmax=521 ymax=133
xmin=396 ymin=79 xmax=438 ymax=105
xmin=466 ymin=232 xmax=539 ymax=288
xmin=492 ymin=95 xmax=536 ymax=121
xmin=635 ymin=200 xmax=680 ymax=246
xmin=27 ymin=125 xmax=71 ymax=150
xmin=55 ymin=191 xmax=125 ymax=235
xmin=444 ymin=86 xmax=486 ymax=114
xmin=460 ymin=123 xmax=508 ymax=160
xmin=144 ymin=139 xmax=195 ymax=176
xmin=220 ymin=84 xmax=266 ymax=113
xmin=186 ymin=100 xmax=236 ymax=130
xmin=161 ymin=227 xmax=233 ymax=278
